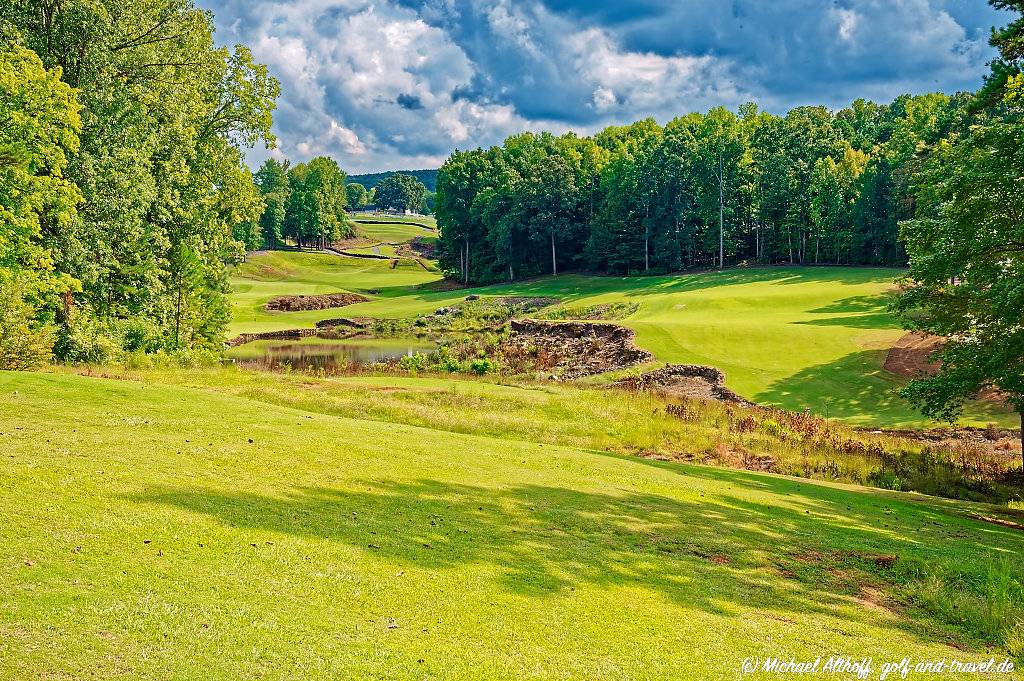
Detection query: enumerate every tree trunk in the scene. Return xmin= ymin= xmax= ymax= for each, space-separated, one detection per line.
xmin=644 ymin=203 xmax=650 ymax=272
xmin=174 ymin=283 xmax=182 ymax=347
xmin=718 ymin=153 xmax=724 ymax=270
xmin=551 ymin=230 xmax=557 ymax=276
xmin=1020 ymin=411 xmax=1023 ymax=470
xmin=61 ymin=290 xmax=74 ymax=328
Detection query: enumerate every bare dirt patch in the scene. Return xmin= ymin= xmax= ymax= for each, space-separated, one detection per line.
xmin=265 ymin=292 xmax=369 ymax=312
xmin=502 ymin=319 xmax=652 ymax=379
xmin=883 ymin=331 xmax=942 ymax=378
xmin=852 ymin=585 xmax=896 ymax=613
xmin=884 ymin=332 xmax=1007 ymax=403
xmin=615 ymin=365 xmax=753 ymax=405
xmin=398 ymin=236 xmax=436 ymax=259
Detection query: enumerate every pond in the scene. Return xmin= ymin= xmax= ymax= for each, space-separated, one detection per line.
xmin=226 ymin=337 xmax=436 ymax=374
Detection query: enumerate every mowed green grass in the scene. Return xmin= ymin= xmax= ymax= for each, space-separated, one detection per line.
xmin=354 ymin=220 xmax=434 ymax=243
xmin=2 ymin=370 xmax=1021 ymax=678
xmin=230 ymin=252 xmax=439 ymax=333
xmin=345 ymin=244 xmax=400 ymax=257
xmin=229 ymin=253 xmax=1014 ymax=426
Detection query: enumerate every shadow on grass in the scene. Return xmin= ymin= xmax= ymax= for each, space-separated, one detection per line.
xmin=410 ymin=267 xmax=902 ymax=303
xmin=755 ymin=350 xmax=1017 ymax=425
xmin=796 ymin=294 xmax=903 ymax=330
xmin=133 ymin=469 xmax=1019 ymax=649
xmin=795 ymin=313 xmax=902 ymax=329
xmin=754 ymin=350 xmax=911 ymax=420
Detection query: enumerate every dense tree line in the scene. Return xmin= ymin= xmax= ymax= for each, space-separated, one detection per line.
xmin=1 ymin=0 xmax=278 ymax=361
xmin=248 ymin=157 xmax=353 ymax=252
xmin=435 ymin=94 xmax=974 ymax=283
xmin=348 ymin=169 xmax=438 ymax=192
xmin=374 ymin=173 xmax=429 ymax=213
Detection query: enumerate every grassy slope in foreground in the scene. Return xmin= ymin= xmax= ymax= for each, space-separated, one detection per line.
xmin=229 ymin=253 xmax=1013 ymax=426
xmin=2 ymin=370 xmax=1022 ymax=678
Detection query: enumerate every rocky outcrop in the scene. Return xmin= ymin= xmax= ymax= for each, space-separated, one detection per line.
xmin=504 ymin=319 xmax=653 ymax=379
xmin=264 ymin=292 xmax=368 ymax=312
xmin=227 ymin=328 xmax=319 ymax=347
xmin=614 ymin=364 xmax=753 ymax=405
xmin=314 ymin=317 xmax=373 ymax=329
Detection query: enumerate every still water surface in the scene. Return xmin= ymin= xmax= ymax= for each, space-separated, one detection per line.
xmin=228 ymin=338 xmax=435 ymax=373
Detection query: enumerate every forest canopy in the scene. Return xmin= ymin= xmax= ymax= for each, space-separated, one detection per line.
xmin=1 ymin=0 xmax=279 ymax=360
xmin=434 ymin=94 xmax=975 ymax=284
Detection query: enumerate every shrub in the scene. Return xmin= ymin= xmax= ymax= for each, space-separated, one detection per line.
xmin=432 ymin=346 xmax=460 ymax=372
xmin=759 ymin=417 xmax=784 ymax=438
xmin=108 ymin=317 xmax=163 ymax=353
xmin=399 ymin=352 xmax=427 ymax=372
xmin=0 ymin=276 xmax=55 ymax=370
xmin=469 ymin=357 xmax=495 ymax=375
xmin=53 ymin=313 xmax=120 ymax=364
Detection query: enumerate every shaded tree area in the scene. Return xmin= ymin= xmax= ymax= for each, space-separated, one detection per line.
xmin=250 ymin=156 xmax=354 ymax=252
xmin=436 ymin=95 xmax=976 ymax=284
xmin=345 ymin=182 xmax=369 ymax=211
xmin=893 ymin=0 xmax=1024 ymax=456
xmin=0 ymin=0 xmax=279 ymax=361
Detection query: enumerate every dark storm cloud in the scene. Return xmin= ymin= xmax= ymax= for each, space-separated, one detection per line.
xmin=396 ymin=93 xmax=425 ymax=110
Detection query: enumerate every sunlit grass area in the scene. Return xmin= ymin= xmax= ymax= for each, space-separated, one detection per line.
xmin=352 ymin=220 xmax=434 ymax=242
xmin=2 ymin=369 xmax=1021 ymax=678
xmin=229 ymin=254 xmax=1012 ymax=425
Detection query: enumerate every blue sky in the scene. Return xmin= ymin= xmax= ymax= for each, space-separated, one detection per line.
xmin=198 ymin=0 xmax=1008 ymax=173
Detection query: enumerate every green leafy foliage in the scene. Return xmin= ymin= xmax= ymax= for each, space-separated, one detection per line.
xmin=281 ymin=156 xmax=350 ymax=249
xmin=345 ymin=182 xmax=368 ymax=210
xmin=397 ymin=351 xmax=427 ymax=372
xmin=436 ymin=95 xmax=973 ymax=284
xmin=0 ymin=273 xmax=55 ymax=370
xmin=469 ymin=357 xmax=495 ymax=374
xmin=893 ymin=7 xmax=1024 ymax=450
xmin=374 ymin=173 xmax=428 ymax=213
xmin=1 ymin=0 xmax=279 ymax=356
xmin=253 ymin=158 xmax=290 ymax=249
xmin=0 ymin=32 xmax=81 ymax=306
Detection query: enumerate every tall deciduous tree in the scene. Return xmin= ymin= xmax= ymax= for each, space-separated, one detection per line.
xmin=283 ymin=157 xmax=349 ymax=250
xmin=0 ymin=34 xmax=80 ymax=366
xmin=0 ymin=33 xmax=81 ymax=292
xmin=375 ymin=173 xmax=427 ymax=213
xmin=345 ymin=182 xmax=368 ymax=210
xmin=255 ymin=158 xmax=290 ymax=249
xmin=2 ymin=0 xmax=279 ymax=351
xmin=894 ymin=2 xmax=1024 ymax=460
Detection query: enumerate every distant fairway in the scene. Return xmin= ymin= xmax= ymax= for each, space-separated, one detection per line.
xmin=351 ymin=211 xmax=436 ymax=233
xmin=229 ymin=251 xmax=440 ymax=333
xmin=229 ymin=253 xmax=1013 ymax=426
xmin=353 ymin=220 xmax=434 ymax=243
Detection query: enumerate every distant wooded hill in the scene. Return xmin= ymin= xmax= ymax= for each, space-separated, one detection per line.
xmin=348 ymin=169 xmax=438 ymax=192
